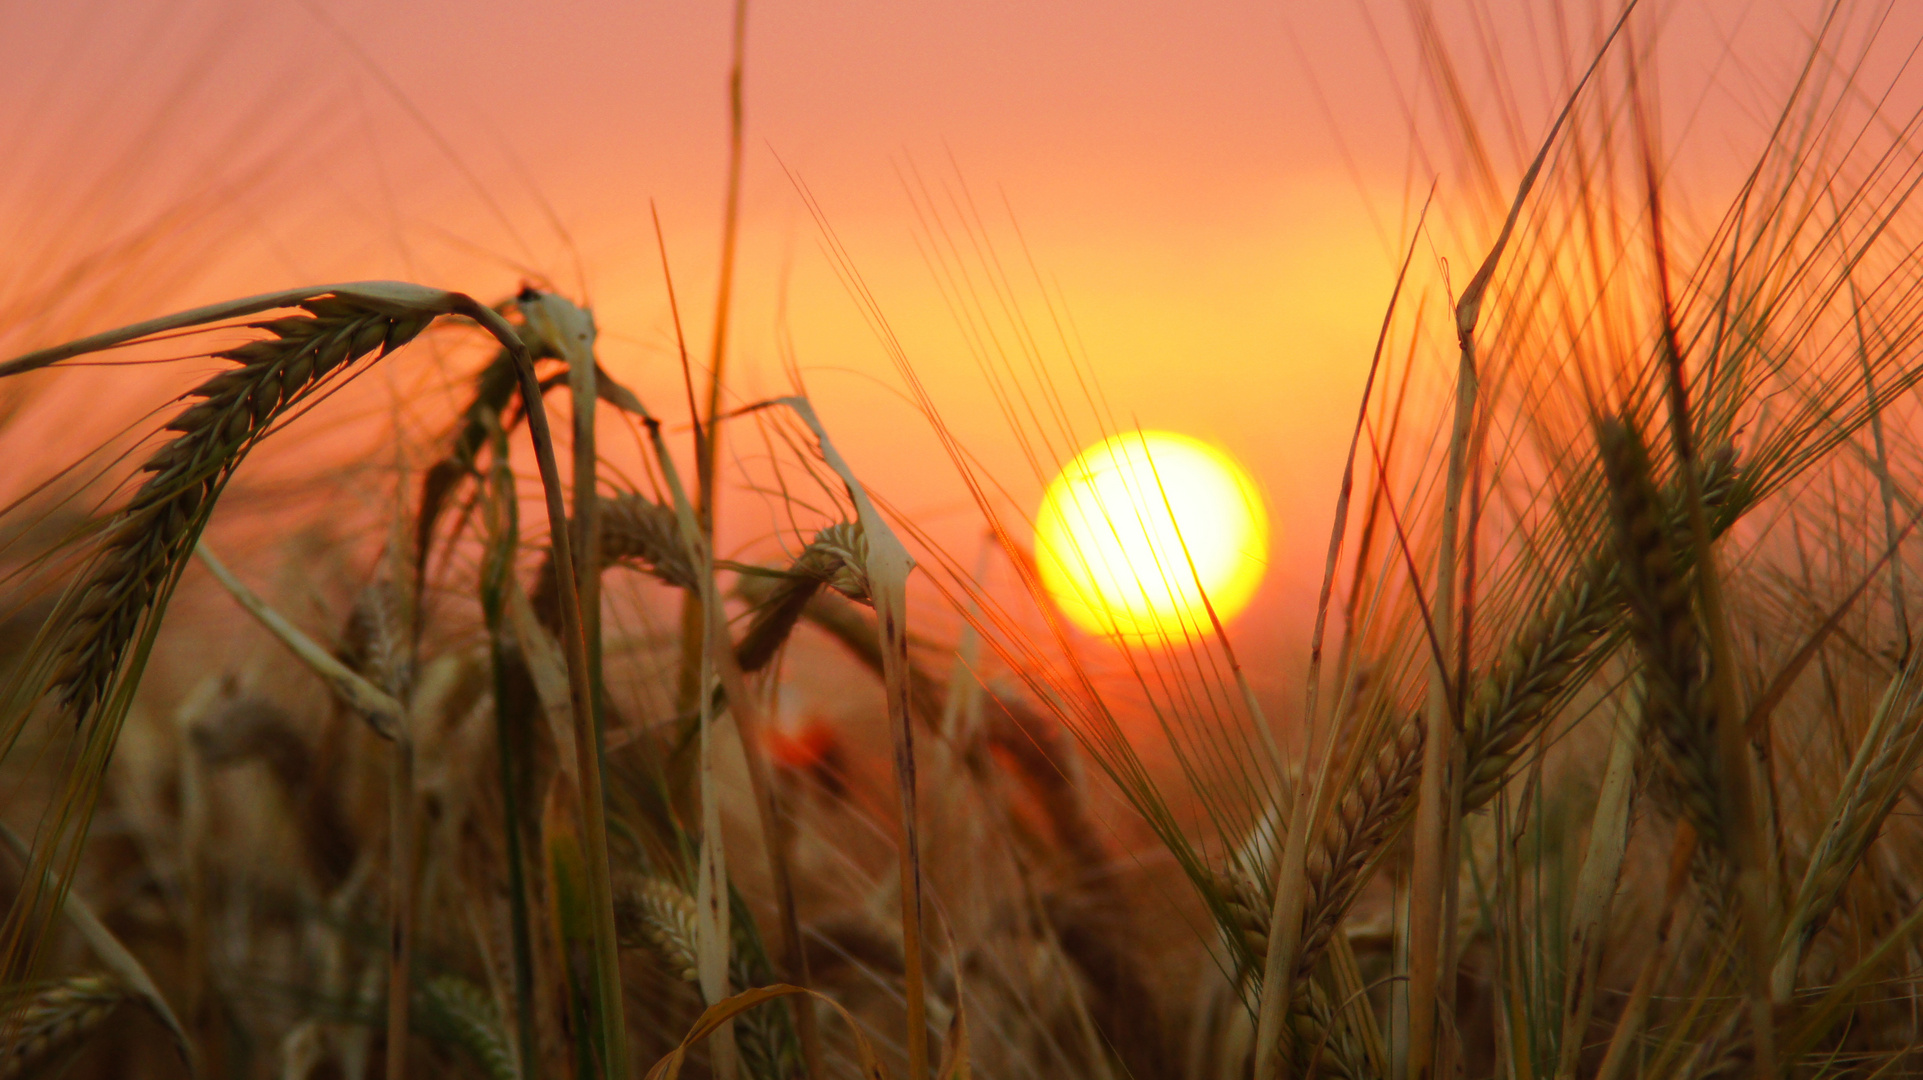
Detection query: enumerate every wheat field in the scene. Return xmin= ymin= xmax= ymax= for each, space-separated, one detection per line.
xmin=2 ymin=2 xmax=1923 ymax=1079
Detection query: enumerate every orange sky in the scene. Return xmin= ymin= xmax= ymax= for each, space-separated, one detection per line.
xmin=3 ymin=0 xmax=1917 ymax=676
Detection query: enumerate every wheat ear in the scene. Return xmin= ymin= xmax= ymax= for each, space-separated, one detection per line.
xmin=1221 ymin=717 xmax=1423 ymax=989
xmin=617 ymin=876 xmax=701 ymax=982
xmin=2 ymin=281 xmax=629 ymax=1077
xmin=1306 ymin=447 xmax=1741 ymax=944
xmin=52 ymin=298 xmax=430 ymax=719
xmin=1600 ymin=419 xmax=1728 ymax=861
xmin=1460 ymin=446 xmax=1739 ymax=811
xmin=0 ymin=974 xmax=126 ymax=1079
xmin=735 ymin=522 xmax=872 ymax=672
xmin=1289 ymin=975 xmax=1379 ymax=1080
xmin=1773 ymin=656 xmax=1923 ymax=996
xmin=529 ymin=494 xmax=700 ymax=631
xmin=1217 ymin=451 xmax=1742 ymax=1039
xmin=1297 ymin=718 xmax=1424 ymax=984
xmin=418 ymin=975 xmax=521 ymax=1080
xmin=614 ymin=875 xmax=801 ymax=1079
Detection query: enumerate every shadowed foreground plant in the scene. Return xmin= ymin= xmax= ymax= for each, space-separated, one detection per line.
xmin=0 ymin=281 xmax=626 ymax=1080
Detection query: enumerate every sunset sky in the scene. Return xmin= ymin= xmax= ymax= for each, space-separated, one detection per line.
xmin=2 ymin=0 xmax=1910 ymax=662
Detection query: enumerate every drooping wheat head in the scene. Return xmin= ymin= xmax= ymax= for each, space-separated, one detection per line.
xmin=736 ymin=521 xmax=873 ymax=672
xmin=51 ymin=299 xmax=431 ymax=721
xmin=530 ymin=494 xmax=699 ymax=632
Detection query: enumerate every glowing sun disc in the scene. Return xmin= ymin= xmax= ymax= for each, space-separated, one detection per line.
xmin=1034 ymin=430 xmax=1269 ymax=639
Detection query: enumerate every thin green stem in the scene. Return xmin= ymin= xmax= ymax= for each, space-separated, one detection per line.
xmin=462 ymin=299 xmax=629 ymax=1080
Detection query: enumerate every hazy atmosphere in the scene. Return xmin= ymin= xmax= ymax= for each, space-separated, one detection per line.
xmin=3 ymin=2 xmax=1923 ymax=1078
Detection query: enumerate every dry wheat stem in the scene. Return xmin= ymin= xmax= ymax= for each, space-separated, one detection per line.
xmin=485 ymin=302 xmax=633 ymax=1080
xmin=195 ymin=543 xmax=405 ymax=738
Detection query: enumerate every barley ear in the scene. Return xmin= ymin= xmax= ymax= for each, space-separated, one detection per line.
xmin=616 ymin=876 xmax=701 ymax=982
xmin=1599 ymin=419 xmax=1727 ymax=863
xmin=0 ymin=823 xmax=191 ymax=1075
xmin=1772 ymin=656 xmax=1923 ymax=998
xmin=736 ymin=522 xmax=872 ymax=672
xmin=529 ymin=495 xmax=699 ymax=634
xmin=0 ymin=974 xmax=127 ymax=1079
xmin=418 ymin=975 xmax=522 ymax=1080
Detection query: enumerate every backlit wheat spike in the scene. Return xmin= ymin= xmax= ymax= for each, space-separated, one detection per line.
xmin=1217 ymin=717 xmax=1423 ymax=988
xmin=1600 ymin=418 xmax=1727 ymax=859
xmin=1295 ymin=717 xmax=1424 ymax=985
xmin=1459 ymin=570 xmax=1614 ymax=810
xmin=1776 ymin=660 xmax=1923 ymax=989
xmin=736 ymin=522 xmax=872 ymax=672
xmin=1460 ymin=447 xmax=1740 ymax=812
xmin=0 ymin=974 xmax=126 ymax=1079
xmin=52 ymin=299 xmax=430 ymax=719
xmin=1221 ymin=451 xmax=1741 ymax=1010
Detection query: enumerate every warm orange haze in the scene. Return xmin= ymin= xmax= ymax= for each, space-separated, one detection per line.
xmin=6 ymin=2 xmax=1923 ymax=1079
xmin=3 ymin=0 xmax=1899 ymax=632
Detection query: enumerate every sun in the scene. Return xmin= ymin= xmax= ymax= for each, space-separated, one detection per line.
xmin=1034 ymin=430 xmax=1270 ymax=639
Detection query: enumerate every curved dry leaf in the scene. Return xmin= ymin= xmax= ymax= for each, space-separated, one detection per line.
xmin=644 ymin=984 xmax=886 ymax=1080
